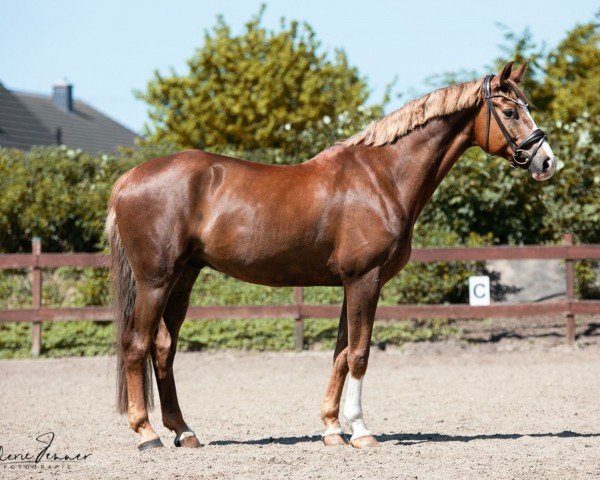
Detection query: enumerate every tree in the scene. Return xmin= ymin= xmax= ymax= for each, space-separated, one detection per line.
xmin=419 ymin=18 xmax=600 ymax=245
xmin=538 ymin=18 xmax=600 ymax=244
xmin=138 ymin=7 xmax=387 ymax=161
xmin=537 ymin=19 xmax=600 ymax=122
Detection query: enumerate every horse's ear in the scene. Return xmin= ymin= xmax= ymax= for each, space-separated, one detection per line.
xmin=511 ymin=62 xmax=528 ymax=83
xmin=499 ymin=61 xmax=515 ymax=83
xmin=491 ymin=61 xmax=515 ymax=89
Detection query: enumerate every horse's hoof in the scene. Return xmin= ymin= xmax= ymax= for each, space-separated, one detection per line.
xmin=138 ymin=437 xmax=164 ymax=451
xmin=322 ymin=434 xmax=348 ymax=446
xmin=176 ymin=435 xmax=202 ymax=448
xmin=350 ymin=435 xmax=379 ymax=449
xmin=174 ymin=431 xmax=202 ymax=448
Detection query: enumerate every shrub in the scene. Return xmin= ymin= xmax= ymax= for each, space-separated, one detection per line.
xmin=0 ymin=317 xmax=456 ymax=359
xmin=0 ymin=143 xmax=174 ymax=253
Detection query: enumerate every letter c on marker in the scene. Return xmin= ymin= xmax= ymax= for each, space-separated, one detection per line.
xmin=473 ymin=283 xmax=486 ymax=298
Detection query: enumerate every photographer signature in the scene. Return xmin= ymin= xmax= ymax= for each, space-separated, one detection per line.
xmin=0 ymin=432 xmax=91 ymax=465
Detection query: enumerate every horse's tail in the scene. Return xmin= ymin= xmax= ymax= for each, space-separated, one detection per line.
xmin=106 ymin=188 xmax=154 ymax=414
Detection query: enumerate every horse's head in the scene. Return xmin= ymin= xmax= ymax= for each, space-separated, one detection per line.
xmin=474 ymin=61 xmax=556 ymax=181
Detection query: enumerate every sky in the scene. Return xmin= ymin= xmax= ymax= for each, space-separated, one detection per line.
xmin=1 ymin=0 xmax=597 ymax=134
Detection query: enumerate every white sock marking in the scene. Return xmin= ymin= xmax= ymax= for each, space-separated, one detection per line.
xmin=343 ymin=376 xmax=371 ymax=441
xmin=322 ymin=425 xmax=343 ymax=437
xmin=175 ymin=428 xmax=196 ymax=444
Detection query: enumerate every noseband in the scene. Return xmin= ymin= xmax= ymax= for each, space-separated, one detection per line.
xmin=483 ymin=74 xmax=546 ymax=169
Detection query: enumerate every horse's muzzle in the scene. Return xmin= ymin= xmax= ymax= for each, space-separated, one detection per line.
xmin=530 ymin=155 xmax=556 ymax=181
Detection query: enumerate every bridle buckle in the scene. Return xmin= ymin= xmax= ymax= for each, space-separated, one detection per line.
xmin=510 ymin=150 xmax=530 ymax=168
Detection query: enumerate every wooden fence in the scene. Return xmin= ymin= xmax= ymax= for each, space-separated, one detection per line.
xmin=1 ymin=234 xmax=599 ymax=356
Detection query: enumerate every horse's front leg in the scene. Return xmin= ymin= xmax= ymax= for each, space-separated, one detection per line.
xmin=342 ymin=270 xmax=380 ymax=448
xmin=321 ymin=296 xmax=350 ymax=445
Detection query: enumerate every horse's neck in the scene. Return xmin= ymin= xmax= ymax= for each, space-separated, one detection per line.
xmin=383 ymin=109 xmax=476 ymax=220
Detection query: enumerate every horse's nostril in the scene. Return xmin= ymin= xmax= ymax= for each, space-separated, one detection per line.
xmin=542 ymin=158 xmax=551 ymax=172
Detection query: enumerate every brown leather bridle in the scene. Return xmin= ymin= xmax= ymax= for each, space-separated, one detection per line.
xmin=483 ymin=74 xmax=547 ymax=169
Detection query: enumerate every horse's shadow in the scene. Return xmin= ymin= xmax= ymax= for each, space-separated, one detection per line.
xmin=209 ymin=430 xmax=600 ymax=446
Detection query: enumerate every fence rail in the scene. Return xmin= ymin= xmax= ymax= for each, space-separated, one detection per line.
xmin=1 ymin=234 xmax=599 ymax=355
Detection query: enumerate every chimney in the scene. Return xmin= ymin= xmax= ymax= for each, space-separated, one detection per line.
xmin=52 ymin=80 xmax=73 ymax=112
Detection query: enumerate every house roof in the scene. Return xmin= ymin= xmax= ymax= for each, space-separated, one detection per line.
xmin=0 ymin=82 xmax=139 ymax=153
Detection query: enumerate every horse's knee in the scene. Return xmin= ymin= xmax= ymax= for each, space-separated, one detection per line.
xmin=347 ymin=347 xmax=370 ymax=378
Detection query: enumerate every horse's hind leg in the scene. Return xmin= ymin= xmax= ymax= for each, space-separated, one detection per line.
xmin=151 ymin=264 xmax=202 ymax=448
xmin=122 ymin=280 xmax=173 ymax=450
xmin=320 ymin=295 xmax=350 ymax=446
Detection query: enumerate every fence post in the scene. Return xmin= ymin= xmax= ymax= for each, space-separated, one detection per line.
xmin=564 ymin=233 xmax=575 ymax=346
xmin=31 ymin=237 xmax=42 ymax=357
xmin=294 ymin=287 xmax=304 ymax=352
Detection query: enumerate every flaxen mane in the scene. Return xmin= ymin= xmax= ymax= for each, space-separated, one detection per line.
xmin=343 ymin=79 xmax=484 ymax=147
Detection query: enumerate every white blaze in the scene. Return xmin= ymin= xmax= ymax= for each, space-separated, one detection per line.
xmin=524 ymin=109 xmax=556 ymax=181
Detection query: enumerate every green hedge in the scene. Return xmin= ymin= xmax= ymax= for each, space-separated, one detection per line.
xmin=0 ymin=318 xmax=457 ymax=359
xmin=0 ymin=144 xmax=171 ymax=253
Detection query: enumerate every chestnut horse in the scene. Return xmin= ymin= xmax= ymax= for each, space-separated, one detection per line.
xmin=106 ymin=61 xmax=556 ymax=450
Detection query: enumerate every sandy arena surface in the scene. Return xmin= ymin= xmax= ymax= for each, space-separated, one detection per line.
xmin=1 ymin=344 xmax=599 ymax=479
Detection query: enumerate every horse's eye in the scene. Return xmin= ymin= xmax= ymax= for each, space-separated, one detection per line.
xmin=503 ymin=109 xmax=516 ymax=118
